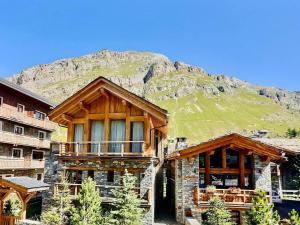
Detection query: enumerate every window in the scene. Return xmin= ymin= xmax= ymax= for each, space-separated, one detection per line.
xmin=107 ymin=170 xmax=114 ymax=183
xmin=36 ymin=173 xmax=43 ymax=181
xmin=210 ymin=149 xmax=222 ymax=168
xmin=12 ymin=148 xmax=23 ymax=158
xmin=88 ymin=170 xmax=94 ymax=179
xmin=74 ymin=124 xmax=84 ymax=152
xmin=109 ymin=120 xmax=125 ymax=153
xmin=244 ymin=155 xmax=252 ymax=169
xmin=131 ymin=122 xmax=144 ymax=153
xmin=210 ymin=174 xmax=240 ymax=188
xmin=226 ymin=149 xmax=239 ymax=168
xmin=1 ymin=174 xmax=13 ymax=178
xmin=35 ymin=111 xmax=46 ymax=121
xmin=17 ymin=104 xmax=25 ymax=113
xmin=14 ymin=125 xmax=24 ymax=135
xmin=91 ymin=120 xmax=104 ymax=153
xmin=0 ymin=97 xmax=3 ymax=107
xmin=199 ymin=153 xmax=205 ymax=168
xmin=32 ymin=150 xmax=44 ymax=160
xmin=199 ymin=173 xmax=205 ymax=187
xmin=38 ymin=130 xmax=46 ymax=140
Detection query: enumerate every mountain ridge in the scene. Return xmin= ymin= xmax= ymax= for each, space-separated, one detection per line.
xmin=7 ymin=49 xmax=300 ymax=143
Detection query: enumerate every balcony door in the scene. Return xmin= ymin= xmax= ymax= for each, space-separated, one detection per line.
xmin=91 ymin=120 xmax=104 ymax=154
xmin=74 ymin=124 xmax=84 ymax=153
xmin=131 ymin=122 xmax=144 ymax=153
xmin=109 ymin=120 xmax=125 ymax=153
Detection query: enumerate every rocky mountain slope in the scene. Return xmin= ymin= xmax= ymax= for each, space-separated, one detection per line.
xmin=8 ymin=50 xmax=300 ymax=143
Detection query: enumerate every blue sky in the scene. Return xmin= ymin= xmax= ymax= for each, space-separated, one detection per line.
xmin=0 ymin=0 xmax=299 ymax=91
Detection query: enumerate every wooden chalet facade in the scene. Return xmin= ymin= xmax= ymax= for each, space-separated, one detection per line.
xmin=167 ymin=133 xmax=285 ymax=225
xmin=0 ymin=78 xmax=56 ymax=180
xmin=44 ymin=77 xmax=168 ymax=225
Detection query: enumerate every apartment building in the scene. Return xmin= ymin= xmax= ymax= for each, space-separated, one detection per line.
xmin=0 ymin=78 xmax=56 ymax=180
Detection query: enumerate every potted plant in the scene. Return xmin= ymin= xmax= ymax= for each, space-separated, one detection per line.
xmin=228 ymin=187 xmax=241 ymax=194
xmin=206 ymin=185 xmax=216 ymax=194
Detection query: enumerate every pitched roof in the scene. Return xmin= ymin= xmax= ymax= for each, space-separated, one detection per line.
xmin=254 ymin=138 xmax=300 ymax=155
xmin=168 ymin=133 xmax=286 ymax=162
xmin=49 ymin=76 xmax=168 ymax=124
xmin=0 ymin=78 xmax=55 ymax=107
xmin=0 ymin=176 xmax=49 ymax=192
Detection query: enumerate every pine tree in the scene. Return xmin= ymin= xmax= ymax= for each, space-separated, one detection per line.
xmin=288 ymin=209 xmax=300 ymax=225
xmin=71 ymin=177 xmax=102 ymax=225
xmin=41 ymin=173 xmax=73 ymax=225
xmin=205 ymin=197 xmax=232 ymax=225
xmin=246 ymin=190 xmax=280 ymax=225
xmin=108 ymin=170 xmax=143 ymax=225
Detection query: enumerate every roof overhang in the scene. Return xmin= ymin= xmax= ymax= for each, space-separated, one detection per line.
xmin=0 ymin=177 xmax=50 ymax=193
xmin=49 ymin=76 xmax=168 ymax=126
xmin=168 ymin=133 xmax=286 ymax=162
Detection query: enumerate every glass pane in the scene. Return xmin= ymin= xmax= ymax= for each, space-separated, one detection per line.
xmin=199 ymin=153 xmax=205 ymax=168
xmin=74 ymin=124 xmax=84 ymax=152
xmin=226 ymin=149 xmax=239 ymax=168
xmin=244 ymin=155 xmax=252 ymax=169
xmin=211 ymin=174 xmax=223 ymax=187
xmin=109 ymin=120 xmax=125 ymax=152
xmin=199 ymin=173 xmax=205 ymax=187
xmin=91 ymin=120 xmax=104 ymax=153
xmin=210 ymin=149 xmax=222 ymax=168
xmin=131 ymin=122 xmax=144 ymax=153
xmin=224 ymin=174 xmax=239 ymax=187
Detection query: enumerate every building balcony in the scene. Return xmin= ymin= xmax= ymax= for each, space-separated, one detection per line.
xmin=193 ymin=187 xmax=271 ymax=208
xmin=52 ymin=141 xmax=151 ymax=158
xmin=0 ymin=158 xmax=45 ymax=169
xmin=0 ymin=106 xmax=56 ymax=131
xmin=54 ymin=183 xmax=151 ymax=206
xmin=0 ymin=131 xmax=50 ymax=149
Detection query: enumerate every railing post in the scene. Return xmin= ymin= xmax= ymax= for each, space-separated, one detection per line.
xmin=121 ymin=143 xmax=124 ymax=156
xmin=75 ymin=143 xmax=79 ymax=156
xmin=98 ymin=142 xmax=101 ymax=156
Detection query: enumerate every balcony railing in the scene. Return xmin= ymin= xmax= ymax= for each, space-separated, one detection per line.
xmin=0 ymin=106 xmax=56 ymax=131
xmin=0 ymin=158 xmax=45 ymax=169
xmin=0 ymin=130 xmax=50 ymax=149
xmin=54 ymin=183 xmax=151 ymax=205
xmin=193 ymin=187 xmax=270 ymax=206
xmin=52 ymin=141 xmax=148 ymax=157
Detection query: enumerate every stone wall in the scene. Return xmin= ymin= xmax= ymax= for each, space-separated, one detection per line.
xmin=43 ymin=146 xmax=156 ymax=225
xmin=175 ymin=157 xmax=201 ymax=224
xmin=254 ymin=155 xmax=272 ymax=194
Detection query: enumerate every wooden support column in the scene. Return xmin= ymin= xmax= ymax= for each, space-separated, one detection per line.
xmin=205 ymin=152 xmax=211 ymax=185
xmin=239 ymin=152 xmax=245 ymax=188
xmin=222 ymin=148 xmax=227 ymax=168
xmin=83 ymin=119 xmax=90 ymax=153
xmin=104 ymin=94 xmax=110 ymax=154
xmin=67 ymin=122 xmax=74 ymax=152
xmin=144 ymin=112 xmax=150 ymax=156
xmin=125 ymin=104 xmax=131 ymax=153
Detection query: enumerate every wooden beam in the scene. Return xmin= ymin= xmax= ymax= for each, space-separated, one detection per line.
xmin=61 ymin=114 xmax=73 ymax=123
xmin=222 ymin=148 xmax=227 ymax=168
xmin=79 ymin=101 xmax=90 ymax=113
xmin=83 ymin=119 xmax=90 ymax=153
xmin=125 ymin=105 xmax=131 ymax=153
xmin=104 ymin=95 xmax=110 ymax=153
xmin=205 ymin=152 xmax=211 ymax=185
xmin=239 ymin=152 xmax=245 ymax=188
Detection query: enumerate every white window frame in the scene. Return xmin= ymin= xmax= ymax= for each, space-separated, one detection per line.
xmin=38 ymin=130 xmax=46 ymax=140
xmin=14 ymin=125 xmax=24 ymax=135
xmin=36 ymin=173 xmax=43 ymax=181
xmin=35 ymin=110 xmax=46 ymax=121
xmin=32 ymin=150 xmax=44 ymax=160
xmin=17 ymin=103 xmax=25 ymax=113
xmin=0 ymin=97 xmax=3 ymax=107
xmin=12 ymin=148 xmax=23 ymax=159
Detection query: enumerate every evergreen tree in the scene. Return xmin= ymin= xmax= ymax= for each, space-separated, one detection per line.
xmin=246 ymin=190 xmax=280 ymax=225
xmin=288 ymin=209 xmax=300 ymax=225
xmin=205 ymin=197 xmax=232 ymax=225
xmin=71 ymin=177 xmax=102 ymax=225
xmin=108 ymin=170 xmax=143 ymax=225
xmin=287 ymin=128 xmax=298 ymax=138
xmin=41 ymin=173 xmax=73 ymax=225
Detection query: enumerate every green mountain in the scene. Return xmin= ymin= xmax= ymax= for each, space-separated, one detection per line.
xmin=8 ymin=50 xmax=300 ymax=143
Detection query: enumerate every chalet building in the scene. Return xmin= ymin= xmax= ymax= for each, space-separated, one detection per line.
xmin=166 ymin=133 xmax=287 ymax=225
xmin=0 ymin=78 xmax=56 ymax=180
xmin=44 ymin=77 xmax=168 ymax=225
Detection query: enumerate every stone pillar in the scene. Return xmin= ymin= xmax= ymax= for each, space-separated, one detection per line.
xmin=254 ymin=155 xmax=272 ymax=197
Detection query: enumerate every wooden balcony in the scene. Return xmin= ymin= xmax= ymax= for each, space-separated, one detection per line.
xmin=0 ymin=131 xmax=50 ymax=149
xmin=0 ymin=106 xmax=56 ymax=131
xmin=193 ymin=187 xmax=270 ymax=208
xmin=54 ymin=183 xmax=151 ymax=206
xmin=52 ymin=141 xmax=150 ymax=158
xmin=0 ymin=158 xmax=45 ymax=169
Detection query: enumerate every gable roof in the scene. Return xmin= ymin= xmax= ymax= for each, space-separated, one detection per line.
xmin=168 ymin=133 xmax=286 ymax=162
xmin=0 ymin=78 xmax=55 ymax=107
xmin=49 ymin=76 xmax=168 ymax=124
xmin=254 ymin=138 xmax=300 ymax=155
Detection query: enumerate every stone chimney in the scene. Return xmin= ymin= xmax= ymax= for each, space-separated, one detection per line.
xmin=175 ymin=137 xmax=188 ymax=150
